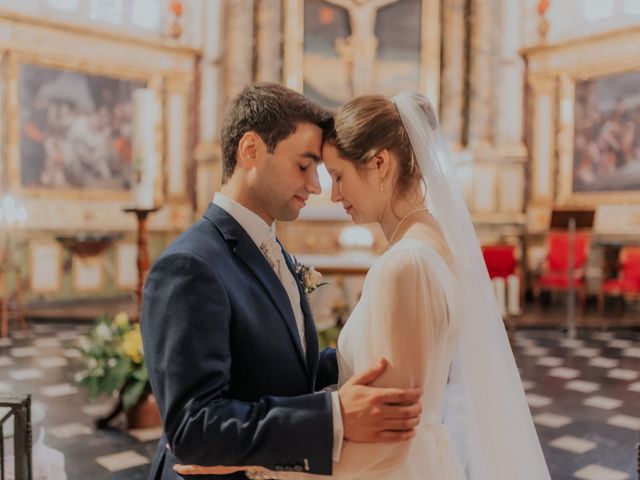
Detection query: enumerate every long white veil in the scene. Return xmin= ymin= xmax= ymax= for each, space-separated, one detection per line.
xmin=393 ymin=92 xmax=551 ymax=480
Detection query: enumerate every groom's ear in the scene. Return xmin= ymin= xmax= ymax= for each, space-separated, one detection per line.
xmin=237 ymin=131 xmax=260 ymax=168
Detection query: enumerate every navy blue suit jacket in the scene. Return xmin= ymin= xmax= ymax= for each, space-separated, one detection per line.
xmin=141 ymin=204 xmax=339 ymax=479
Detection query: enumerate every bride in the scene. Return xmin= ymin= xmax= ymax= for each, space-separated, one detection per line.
xmin=174 ymin=92 xmax=551 ymax=479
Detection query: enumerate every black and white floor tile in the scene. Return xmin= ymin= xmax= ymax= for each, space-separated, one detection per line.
xmin=0 ymin=321 xmax=638 ymax=479
xmin=515 ymin=328 xmax=639 ymax=480
xmin=0 ymin=322 xmax=157 ymax=479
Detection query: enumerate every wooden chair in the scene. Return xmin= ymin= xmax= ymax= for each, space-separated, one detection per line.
xmin=598 ymin=247 xmax=640 ymax=314
xmin=481 ymin=244 xmax=521 ymax=345
xmin=534 ymin=231 xmax=591 ymax=311
xmin=482 ymin=244 xmax=518 ymax=280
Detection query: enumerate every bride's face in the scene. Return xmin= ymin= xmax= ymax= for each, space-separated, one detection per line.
xmin=322 ymin=143 xmax=382 ymax=224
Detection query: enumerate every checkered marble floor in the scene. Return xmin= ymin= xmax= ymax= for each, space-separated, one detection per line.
xmin=0 ymin=321 xmax=638 ymax=479
xmin=0 ymin=322 xmax=158 ymax=479
xmin=516 ymin=328 xmax=639 ymax=480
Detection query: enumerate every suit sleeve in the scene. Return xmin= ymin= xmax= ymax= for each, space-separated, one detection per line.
xmin=141 ymin=250 xmax=334 ymax=474
xmin=315 ymin=347 xmax=338 ymax=391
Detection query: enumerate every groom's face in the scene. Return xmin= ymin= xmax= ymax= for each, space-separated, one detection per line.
xmin=253 ymin=122 xmax=323 ymax=223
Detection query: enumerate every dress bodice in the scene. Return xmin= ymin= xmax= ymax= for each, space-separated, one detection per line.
xmin=337 ymin=237 xmax=459 ymax=425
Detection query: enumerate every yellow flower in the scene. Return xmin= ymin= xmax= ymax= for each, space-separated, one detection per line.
xmin=113 ymin=312 xmax=130 ymax=328
xmin=122 ymin=327 xmax=143 ymax=363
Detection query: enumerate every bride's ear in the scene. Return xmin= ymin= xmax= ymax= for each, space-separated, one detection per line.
xmin=372 ymin=149 xmax=391 ymax=180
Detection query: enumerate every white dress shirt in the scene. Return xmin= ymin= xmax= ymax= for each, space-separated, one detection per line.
xmin=212 ymin=193 xmax=344 ymax=460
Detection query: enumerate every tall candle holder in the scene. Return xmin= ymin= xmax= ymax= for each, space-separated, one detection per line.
xmin=123 ymin=206 xmax=161 ymax=322
xmin=0 ymin=195 xmax=28 ymax=337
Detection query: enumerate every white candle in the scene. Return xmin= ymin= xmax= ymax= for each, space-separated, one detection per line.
xmin=2 ymin=195 xmax=17 ymax=231
xmin=493 ymin=277 xmax=507 ymax=317
xmin=131 ymin=88 xmax=158 ymax=209
xmin=507 ymin=274 xmax=521 ymax=316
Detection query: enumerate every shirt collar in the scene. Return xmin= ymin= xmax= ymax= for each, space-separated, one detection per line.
xmin=212 ymin=193 xmax=275 ymax=248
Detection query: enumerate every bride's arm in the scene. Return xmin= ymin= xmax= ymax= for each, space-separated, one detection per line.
xmin=327 ymin=249 xmax=450 ymax=478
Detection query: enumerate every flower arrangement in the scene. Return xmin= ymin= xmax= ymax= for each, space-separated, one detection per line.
xmin=76 ymin=312 xmax=149 ymax=410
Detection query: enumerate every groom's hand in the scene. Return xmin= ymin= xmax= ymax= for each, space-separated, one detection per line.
xmin=338 ymin=358 xmax=423 ymax=443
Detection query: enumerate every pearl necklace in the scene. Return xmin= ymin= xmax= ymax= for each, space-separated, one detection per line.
xmin=387 ymin=207 xmax=429 ymax=247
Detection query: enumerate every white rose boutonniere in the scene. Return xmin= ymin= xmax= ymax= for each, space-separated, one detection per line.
xmin=293 ymin=257 xmax=327 ymax=294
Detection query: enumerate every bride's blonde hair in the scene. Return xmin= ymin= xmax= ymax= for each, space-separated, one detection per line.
xmin=326 ymin=95 xmax=424 ymax=197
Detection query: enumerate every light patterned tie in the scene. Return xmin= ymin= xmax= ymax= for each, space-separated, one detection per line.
xmin=260 ymin=235 xmax=306 ymax=351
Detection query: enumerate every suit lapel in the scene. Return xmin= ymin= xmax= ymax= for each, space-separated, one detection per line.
xmin=281 ymin=247 xmax=318 ymax=380
xmin=204 ymin=204 xmax=308 ymax=371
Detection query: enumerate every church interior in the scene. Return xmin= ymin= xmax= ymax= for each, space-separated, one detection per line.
xmin=0 ymin=0 xmax=638 ymax=478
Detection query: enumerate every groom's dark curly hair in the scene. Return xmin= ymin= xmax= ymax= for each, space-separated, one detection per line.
xmin=220 ymin=83 xmax=333 ymax=184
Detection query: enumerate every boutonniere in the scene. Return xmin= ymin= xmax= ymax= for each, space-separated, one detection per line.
xmin=293 ymin=257 xmax=327 ymax=294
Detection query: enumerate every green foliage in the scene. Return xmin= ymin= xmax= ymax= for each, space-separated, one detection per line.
xmin=75 ymin=312 xmax=148 ymax=410
xmin=318 ymin=324 xmax=342 ymax=350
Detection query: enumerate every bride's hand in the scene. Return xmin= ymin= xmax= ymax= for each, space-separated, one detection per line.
xmin=173 ymin=464 xmax=267 ymax=476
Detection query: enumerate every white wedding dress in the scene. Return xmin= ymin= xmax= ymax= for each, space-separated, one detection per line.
xmin=275 ymin=234 xmax=466 ymax=480
xmin=329 ymin=236 xmax=465 ymax=480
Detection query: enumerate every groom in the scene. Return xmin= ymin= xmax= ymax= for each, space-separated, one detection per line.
xmin=141 ymin=83 xmax=423 ymax=479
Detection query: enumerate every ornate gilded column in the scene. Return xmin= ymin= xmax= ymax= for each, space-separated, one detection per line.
xmin=495 ymin=0 xmax=526 ymax=217
xmin=195 ymin=0 xmax=225 ymax=213
xmin=255 ymin=0 xmax=283 ymax=83
xmin=439 ymin=0 xmax=466 ymax=149
xmin=224 ymin=0 xmax=255 ymax=100
xmin=527 ymin=76 xmax=556 ymax=233
xmin=495 ymin=0 xmax=525 ymax=152
xmin=468 ymin=0 xmax=493 ymax=149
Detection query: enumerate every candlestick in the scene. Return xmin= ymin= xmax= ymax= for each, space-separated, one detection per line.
xmin=123 ymin=206 xmax=161 ymax=321
xmin=0 ymin=194 xmax=27 ymax=337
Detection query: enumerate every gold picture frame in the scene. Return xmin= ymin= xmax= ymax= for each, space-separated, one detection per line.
xmin=5 ymin=50 xmax=162 ymax=201
xmin=283 ymin=0 xmax=440 ymax=110
xmin=556 ymin=68 xmax=640 ymax=207
xmin=524 ymin=26 xmax=640 ymax=209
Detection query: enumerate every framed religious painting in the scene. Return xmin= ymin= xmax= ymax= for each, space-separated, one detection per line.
xmin=283 ymin=0 xmax=440 ymax=110
xmin=5 ymin=52 xmax=155 ymax=200
xmin=556 ymin=68 xmax=640 ymax=206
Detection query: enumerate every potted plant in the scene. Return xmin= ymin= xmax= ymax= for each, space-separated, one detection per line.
xmin=76 ymin=312 xmax=160 ymax=428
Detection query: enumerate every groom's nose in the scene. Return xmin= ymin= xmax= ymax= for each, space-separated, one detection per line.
xmin=305 ymin=168 xmax=321 ymax=195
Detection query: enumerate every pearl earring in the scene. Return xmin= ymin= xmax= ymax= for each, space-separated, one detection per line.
xmin=380 ymin=183 xmax=384 ymax=192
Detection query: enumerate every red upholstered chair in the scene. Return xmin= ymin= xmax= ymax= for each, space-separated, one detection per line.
xmin=482 ymin=245 xmax=518 ymax=280
xmin=534 ymin=232 xmax=591 ymax=309
xmin=481 ymin=245 xmax=521 ymax=345
xmin=598 ymin=247 xmax=640 ymax=314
